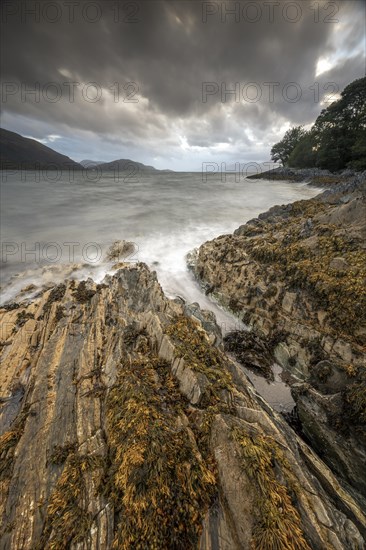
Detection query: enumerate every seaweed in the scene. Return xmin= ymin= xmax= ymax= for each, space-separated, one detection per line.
xmin=231 ymin=426 xmax=311 ymax=550
xmin=223 ymin=330 xmax=274 ymax=380
xmin=344 ymin=376 xmax=366 ymax=426
xmin=243 ymin=199 xmax=366 ymax=343
xmin=1 ymin=303 xmax=20 ymax=311
xmin=123 ymin=323 xmax=148 ymax=349
xmin=0 ymin=405 xmax=30 ymax=481
xmin=38 ymin=452 xmax=104 ymax=549
xmin=47 ymin=442 xmax=78 ymax=465
xmin=104 ymin=355 xmax=217 ymax=549
xmin=43 ymin=284 xmax=66 ymax=315
xmin=15 ymin=310 xmax=34 ymax=327
xmin=165 ymin=316 xmax=234 ymax=405
xmin=72 ymin=281 xmax=96 ymax=304
xmin=54 ymin=305 xmax=65 ymax=321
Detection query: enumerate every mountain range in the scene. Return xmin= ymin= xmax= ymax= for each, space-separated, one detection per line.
xmin=0 ymin=128 xmax=81 ymax=170
xmin=79 ymin=159 xmax=106 ymax=168
xmin=0 ymin=128 xmax=172 ymax=173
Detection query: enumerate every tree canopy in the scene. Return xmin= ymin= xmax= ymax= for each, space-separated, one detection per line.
xmin=270 ymin=126 xmax=306 ymax=166
xmin=271 ymin=77 xmax=366 ymax=171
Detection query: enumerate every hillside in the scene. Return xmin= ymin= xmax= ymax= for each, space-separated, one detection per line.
xmin=79 ymin=159 xmax=107 ymax=168
xmin=0 ymin=129 xmax=173 ymax=173
xmin=0 ymin=128 xmax=82 ymax=170
xmin=98 ymin=159 xmax=174 ymax=173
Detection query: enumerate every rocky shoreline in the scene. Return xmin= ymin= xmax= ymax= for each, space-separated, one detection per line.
xmin=248 ymin=166 xmax=361 ymax=187
xmin=189 ymin=170 xmax=366 ymax=510
xmin=1 ymin=260 xmax=365 ymax=548
xmin=1 ymin=171 xmax=366 ymax=548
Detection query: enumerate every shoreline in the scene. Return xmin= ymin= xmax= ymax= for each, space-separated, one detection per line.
xmin=248 ymin=166 xmax=361 ymax=186
xmin=1 ymin=173 xmax=366 ymax=547
xmin=0 ymin=173 xmax=321 ymax=309
xmin=189 ymin=169 xmax=366 ymax=502
xmin=1 ymin=263 xmax=365 ymax=548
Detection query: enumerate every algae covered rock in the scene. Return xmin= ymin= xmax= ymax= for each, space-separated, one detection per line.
xmin=105 ymin=239 xmax=136 ymax=261
xmin=192 ymin=174 xmax=366 ymax=504
xmin=0 ymin=264 xmax=365 ymax=548
xmin=223 ymin=330 xmax=275 ymax=380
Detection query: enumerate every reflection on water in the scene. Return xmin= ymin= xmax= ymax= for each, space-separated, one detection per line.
xmin=238 ymin=362 xmax=296 ymax=413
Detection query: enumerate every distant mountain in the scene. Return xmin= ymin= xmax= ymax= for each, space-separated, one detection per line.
xmin=0 ymin=128 xmax=83 ymax=170
xmin=98 ymin=159 xmax=174 ymax=173
xmin=80 ymin=159 xmax=107 ymax=168
xmin=0 ymin=128 xmax=174 ymax=173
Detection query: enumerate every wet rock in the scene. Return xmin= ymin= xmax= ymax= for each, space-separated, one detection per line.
xmin=186 ymin=248 xmax=199 ymax=269
xmin=223 ymin=330 xmax=274 ymax=379
xmin=309 ymin=360 xmax=351 ymax=394
xmin=329 ymin=257 xmax=349 ymax=271
xmin=299 ymin=218 xmax=314 ymax=238
xmin=0 ymin=264 xmax=365 ymax=548
xmin=104 ymin=239 xmax=136 ymax=261
xmin=184 ymin=302 xmax=221 ymax=345
xmin=191 ymin=175 xmax=366 ymax=502
xmin=293 ymin=383 xmax=366 ymax=499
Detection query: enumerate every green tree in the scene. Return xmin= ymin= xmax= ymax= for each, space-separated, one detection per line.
xmin=313 ymin=77 xmax=366 ymax=170
xmin=270 ymin=126 xmax=306 ymax=166
xmin=350 ymin=133 xmax=366 ymax=171
xmin=270 ymin=76 xmax=366 ymax=171
xmin=287 ymin=131 xmax=317 ymax=168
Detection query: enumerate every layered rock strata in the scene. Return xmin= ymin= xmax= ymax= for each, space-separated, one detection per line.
xmin=191 ymin=174 xmax=366 ymax=503
xmin=1 ymin=265 xmax=365 ymax=548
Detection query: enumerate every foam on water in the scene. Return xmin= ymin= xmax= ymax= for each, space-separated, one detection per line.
xmin=1 ymin=172 xmax=322 ymax=317
xmin=1 ymin=171 xmax=322 ymax=411
xmin=1 ymin=172 xmax=322 ymax=331
xmin=1 ymin=172 xmax=320 ymax=307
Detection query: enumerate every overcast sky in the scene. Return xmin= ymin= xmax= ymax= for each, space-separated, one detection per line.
xmin=1 ymin=0 xmax=365 ymax=170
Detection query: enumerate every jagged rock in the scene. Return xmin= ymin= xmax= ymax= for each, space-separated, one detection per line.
xmin=1 ymin=264 xmax=365 ymax=548
xmin=104 ymin=239 xmax=135 ymax=261
xmin=293 ymin=383 xmax=366 ymax=498
xmin=191 ymin=174 xmax=366 ymax=502
xmin=223 ymin=330 xmax=275 ymax=379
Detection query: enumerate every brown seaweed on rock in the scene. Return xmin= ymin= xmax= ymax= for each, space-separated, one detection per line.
xmin=0 ymin=264 xmax=365 ymax=548
xmin=223 ymin=330 xmax=275 ymax=380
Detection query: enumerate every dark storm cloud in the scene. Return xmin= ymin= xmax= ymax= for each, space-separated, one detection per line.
xmin=0 ymin=0 xmax=365 ymax=167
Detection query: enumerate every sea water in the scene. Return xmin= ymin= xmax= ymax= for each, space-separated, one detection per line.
xmin=0 ymin=170 xmax=322 ymax=410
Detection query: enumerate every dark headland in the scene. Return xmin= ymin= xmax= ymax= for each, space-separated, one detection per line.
xmin=0 ymin=128 xmax=173 ymax=173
